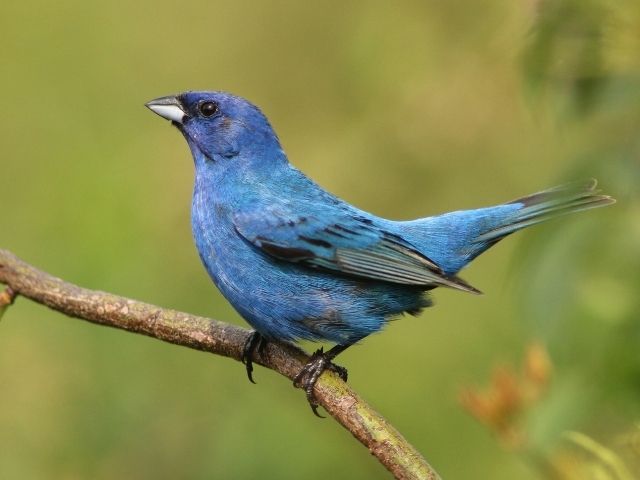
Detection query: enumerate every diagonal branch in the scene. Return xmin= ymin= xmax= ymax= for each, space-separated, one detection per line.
xmin=0 ymin=248 xmax=441 ymax=480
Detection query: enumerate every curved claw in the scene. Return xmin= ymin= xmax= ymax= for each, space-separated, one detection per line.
xmin=242 ymin=331 xmax=266 ymax=384
xmin=329 ymin=363 xmax=348 ymax=382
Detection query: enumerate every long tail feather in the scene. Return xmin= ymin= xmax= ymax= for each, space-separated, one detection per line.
xmin=473 ymin=179 xmax=615 ymax=244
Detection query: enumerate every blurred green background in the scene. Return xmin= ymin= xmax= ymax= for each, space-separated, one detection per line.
xmin=1 ymin=0 xmax=638 ymax=478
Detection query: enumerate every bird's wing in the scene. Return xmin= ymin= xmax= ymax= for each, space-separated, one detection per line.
xmin=233 ymin=209 xmax=480 ymax=293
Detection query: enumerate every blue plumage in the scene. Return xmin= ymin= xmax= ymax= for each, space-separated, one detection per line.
xmin=146 ymin=91 xmax=614 ymax=413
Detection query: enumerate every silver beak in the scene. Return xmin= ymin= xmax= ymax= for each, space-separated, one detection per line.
xmin=145 ymin=95 xmax=186 ymax=124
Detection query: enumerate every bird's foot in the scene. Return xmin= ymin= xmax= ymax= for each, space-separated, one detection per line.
xmin=293 ymin=347 xmax=348 ymax=418
xmin=241 ymin=331 xmax=266 ymax=384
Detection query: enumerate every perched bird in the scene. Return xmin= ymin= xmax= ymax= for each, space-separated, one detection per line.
xmin=146 ymin=91 xmax=614 ymax=415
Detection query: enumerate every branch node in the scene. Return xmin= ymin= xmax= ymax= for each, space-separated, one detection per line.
xmin=0 ymin=286 xmax=17 ymax=321
xmin=0 ymin=286 xmax=16 ymax=305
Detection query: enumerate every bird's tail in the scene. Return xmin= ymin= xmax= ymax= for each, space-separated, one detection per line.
xmin=406 ymin=179 xmax=615 ymax=276
xmin=472 ymin=179 xmax=615 ymax=244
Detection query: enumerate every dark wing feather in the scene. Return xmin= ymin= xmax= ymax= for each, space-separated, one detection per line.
xmin=233 ymin=210 xmax=480 ymax=293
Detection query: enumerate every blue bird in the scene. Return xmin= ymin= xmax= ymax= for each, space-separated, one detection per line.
xmin=146 ymin=91 xmax=614 ymax=415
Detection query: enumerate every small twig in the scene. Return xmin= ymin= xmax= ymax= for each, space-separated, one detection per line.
xmin=0 ymin=249 xmax=441 ymax=480
xmin=0 ymin=285 xmax=16 ymax=321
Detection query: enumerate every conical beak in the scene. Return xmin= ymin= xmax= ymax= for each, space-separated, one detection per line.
xmin=145 ymin=95 xmax=186 ymax=124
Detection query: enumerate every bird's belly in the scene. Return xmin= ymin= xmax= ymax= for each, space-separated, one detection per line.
xmin=192 ymin=212 xmax=429 ymax=344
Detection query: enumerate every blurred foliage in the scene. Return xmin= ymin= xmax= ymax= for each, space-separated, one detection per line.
xmin=0 ymin=0 xmax=637 ymax=479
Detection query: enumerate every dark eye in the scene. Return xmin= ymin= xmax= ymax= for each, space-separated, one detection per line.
xmin=199 ymin=101 xmax=219 ymax=117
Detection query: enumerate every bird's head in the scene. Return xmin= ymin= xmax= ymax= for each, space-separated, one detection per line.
xmin=146 ymin=91 xmax=283 ymax=164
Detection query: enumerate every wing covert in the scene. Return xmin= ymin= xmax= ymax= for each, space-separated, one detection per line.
xmin=233 ymin=210 xmax=480 ymax=293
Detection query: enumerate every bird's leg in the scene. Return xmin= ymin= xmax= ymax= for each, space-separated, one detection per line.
xmin=293 ymin=343 xmax=350 ymax=417
xmin=241 ymin=331 xmax=266 ymax=384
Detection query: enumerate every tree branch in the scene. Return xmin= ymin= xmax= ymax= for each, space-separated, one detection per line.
xmin=0 ymin=249 xmax=441 ymax=480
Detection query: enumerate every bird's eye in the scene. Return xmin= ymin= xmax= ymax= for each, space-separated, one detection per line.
xmin=199 ymin=101 xmax=219 ymax=117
